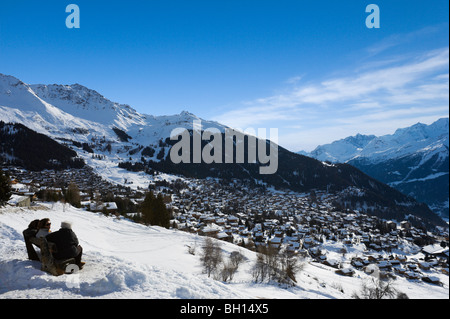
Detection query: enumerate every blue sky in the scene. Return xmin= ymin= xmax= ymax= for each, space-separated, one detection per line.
xmin=0 ymin=0 xmax=448 ymax=151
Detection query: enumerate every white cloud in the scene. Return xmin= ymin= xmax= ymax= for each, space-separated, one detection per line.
xmin=213 ymin=47 xmax=449 ymax=151
xmin=365 ymin=25 xmax=443 ymax=57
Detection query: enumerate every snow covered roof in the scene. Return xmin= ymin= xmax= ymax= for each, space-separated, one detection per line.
xmin=201 ymin=223 xmax=222 ymax=233
xmin=7 ymin=194 xmax=29 ymax=206
xmin=422 ymin=244 xmax=448 ymax=256
xmin=90 ymin=201 xmax=118 ymax=211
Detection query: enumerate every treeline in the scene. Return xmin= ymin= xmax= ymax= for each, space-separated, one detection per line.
xmin=36 ymin=183 xmax=82 ymax=207
xmin=0 ymin=170 xmax=12 ymax=206
xmin=139 ymin=191 xmax=171 ymax=228
xmin=0 ymin=121 xmax=85 ymax=171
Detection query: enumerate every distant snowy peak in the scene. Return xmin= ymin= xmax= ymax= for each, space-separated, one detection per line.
xmin=394 ymin=118 xmax=449 ymax=141
xmin=303 ymin=118 xmax=449 ymax=164
xmin=301 ymin=118 xmax=449 ymax=218
xmin=361 ymin=118 xmax=449 ymax=162
xmin=307 ymin=133 xmax=376 ymax=163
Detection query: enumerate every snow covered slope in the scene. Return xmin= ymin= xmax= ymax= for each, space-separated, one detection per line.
xmin=1 ymin=203 xmax=448 ymax=299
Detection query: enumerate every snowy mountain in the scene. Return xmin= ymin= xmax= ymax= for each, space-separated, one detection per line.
xmin=300 ymin=119 xmax=449 ymax=218
xmin=306 ymin=134 xmax=377 ymax=164
xmin=303 ymin=119 xmax=448 ymax=164
xmin=0 ymin=73 xmax=226 ymax=146
xmin=0 ymin=73 xmax=447 ymax=228
xmin=29 ymin=83 xmax=148 ymax=131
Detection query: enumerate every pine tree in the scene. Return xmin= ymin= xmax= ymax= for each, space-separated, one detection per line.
xmin=0 ymin=170 xmax=12 ymax=206
xmin=141 ymin=191 xmax=171 ymax=228
xmin=64 ymin=183 xmax=81 ymax=208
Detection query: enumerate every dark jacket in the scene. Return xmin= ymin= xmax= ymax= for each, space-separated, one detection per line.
xmin=46 ymin=228 xmax=79 ymax=259
xmin=23 ymin=227 xmax=39 ymax=261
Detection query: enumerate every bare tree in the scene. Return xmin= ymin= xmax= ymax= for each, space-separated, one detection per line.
xmin=279 ymin=250 xmax=304 ymax=284
xmin=219 ymin=250 xmax=245 ymax=282
xmin=230 ymin=250 xmax=245 ymax=268
xmin=251 ymin=246 xmax=304 ymax=286
xmin=200 ymin=237 xmax=223 ymax=277
xmin=252 ymin=245 xmax=279 ymax=283
xmin=252 ymin=251 xmax=269 ymax=283
xmin=352 ymin=277 xmax=403 ymax=299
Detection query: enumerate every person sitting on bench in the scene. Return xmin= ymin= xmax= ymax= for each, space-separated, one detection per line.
xmin=36 ymin=218 xmax=52 ymax=238
xmin=23 ymin=219 xmax=40 ymax=261
xmin=46 ymin=221 xmax=84 ymax=269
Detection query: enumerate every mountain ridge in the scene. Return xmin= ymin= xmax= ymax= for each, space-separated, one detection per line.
xmin=300 ymin=118 xmax=449 ymax=219
xmin=301 ymin=118 xmax=449 ymax=164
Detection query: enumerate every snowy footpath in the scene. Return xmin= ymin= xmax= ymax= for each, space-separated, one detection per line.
xmin=1 ymin=203 xmax=448 ymax=299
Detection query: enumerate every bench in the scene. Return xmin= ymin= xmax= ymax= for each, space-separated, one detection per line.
xmin=29 ymin=237 xmax=76 ymax=276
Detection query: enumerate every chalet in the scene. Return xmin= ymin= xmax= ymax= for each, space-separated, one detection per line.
xmin=253 ymin=231 xmax=265 ymax=243
xmin=418 ymin=261 xmax=431 ymax=271
xmin=389 ymin=259 xmax=401 ymax=267
xmin=302 ymin=236 xmax=314 ymax=248
xmin=269 ymin=236 xmax=282 ymax=248
xmin=89 ymin=202 xmax=118 ymax=213
xmin=351 ymin=257 xmax=367 ymax=268
xmin=400 ymin=220 xmax=411 ymax=230
xmin=217 ymin=231 xmax=232 ymax=243
xmin=8 ymin=194 xmax=30 ymax=207
xmin=385 ymin=221 xmax=397 ymax=231
xmin=198 ymin=224 xmax=221 ymax=237
xmin=421 ymin=275 xmax=441 ymax=286
xmin=367 ymin=254 xmax=382 ymax=262
xmin=378 ymin=260 xmax=392 ymax=270
xmin=323 ymin=259 xmax=340 ymax=269
xmin=404 ymin=271 xmax=421 ymax=280
xmin=335 ymin=268 xmax=355 ymax=277
xmin=286 ymin=241 xmax=300 ymax=252
xmin=394 ymin=266 xmax=407 ymax=276
xmin=227 ymin=215 xmax=239 ymax=227
xmin=274 ymin=230 xmax=284 ymax=238
xmin=407 ymin=263 xmax=418 ymax=271
xmin=216 ymin=218 xmax=226 ymax=226
xmin=422 ymin=244 xmax=449 ymax=262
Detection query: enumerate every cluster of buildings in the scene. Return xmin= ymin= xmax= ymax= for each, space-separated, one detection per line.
xmin=169 ymin=179 xmax=446 ymax=248
xmin=2 ymin=166 xmax=137 ymax=213
xmin=168 ymin=178 xmax=449 ymax=284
